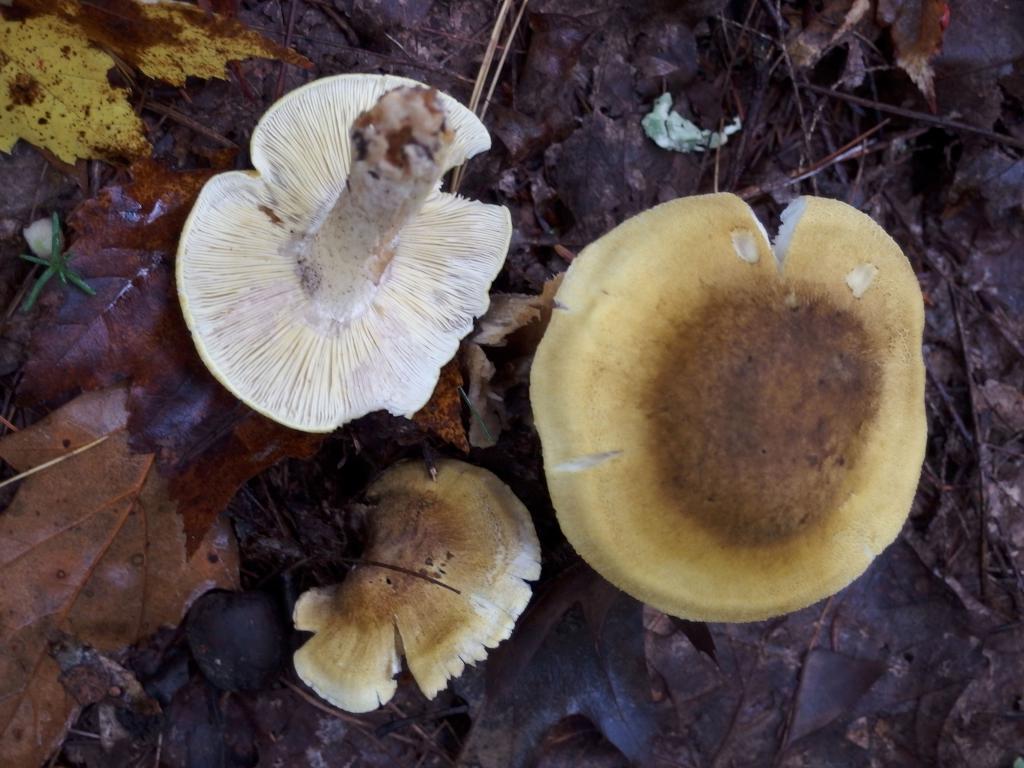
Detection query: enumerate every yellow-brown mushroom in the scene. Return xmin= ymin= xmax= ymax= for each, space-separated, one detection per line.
xmin=293 ymin=459 xmax=540 ymax=712
xmin=531 ymin=193 xmax=925 ymax=622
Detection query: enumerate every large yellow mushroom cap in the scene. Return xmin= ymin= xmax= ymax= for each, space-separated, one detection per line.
xmin=293 ymin=459 xmax=541 ymax=712
xmin=531 ymin=193 xmax=926 ymax=622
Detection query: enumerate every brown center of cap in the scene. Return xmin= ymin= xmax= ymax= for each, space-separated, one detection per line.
xmin=647 ymin=284 xmax=881 ymax=546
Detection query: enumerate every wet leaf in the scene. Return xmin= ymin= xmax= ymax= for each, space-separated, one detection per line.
xmin=0 ymin=387 xmax=237 ymax=767
xmin=980 ymin=380 xmax=1024 ymax=433
xmin=458 ymin=566 xmax=660 ymax=768
xmin=515 ymin=13 xmax=590 ymax=148
xmin=932 ymin=0 xmax=1024 ymax=128
xmin=951 ymin=145 xmax=1024 ymax=221
xmin=670 ymin=617 xmax=717 ymax=665
xmin=787 ymin=649 xmax=886 ymax=744
xmin=18 ymin=161 xmax=323 ymax=552
xmin=0 ymin=0 xmax=310 ymax=163
xmin=412 ymin=360 xmax=469 ymax=452
xmin=533 ymin=717 xmax=629 ymax=768
xmin=937 ymin=626 xmax=1024 ymax=766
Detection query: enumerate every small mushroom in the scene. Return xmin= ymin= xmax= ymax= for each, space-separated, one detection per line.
xmin=293 ymin=459 xmax=540 ymax=712
xmin=531 ymin=194 xmax=926 ymax=622
xmin=177 ymin=75 xmax=511 ymax=432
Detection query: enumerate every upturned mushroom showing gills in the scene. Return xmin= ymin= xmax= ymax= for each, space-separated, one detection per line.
xmin=531 ymin=194 xmax=926 ymax=622
xmin=293 ymin=460 xmax=540 ymax=713
xmin=177 ymin=75 xmax=511 ymax=432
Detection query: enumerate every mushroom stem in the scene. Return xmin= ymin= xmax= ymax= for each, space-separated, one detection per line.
xmin=299 ymin=87 xmax=453 ymax=315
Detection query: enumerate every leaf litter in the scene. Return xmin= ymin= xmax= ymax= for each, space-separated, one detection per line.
xmin=18 ymin=160 xmax=323 ymax=553
xmin=0 ymin=386 xmax=237 ymax=767
xmin=1 ymin=0 xmax=1023 ymax=765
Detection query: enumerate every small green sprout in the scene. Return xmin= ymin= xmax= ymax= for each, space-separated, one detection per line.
xmin=458 ymin=385 xmax=495 ymax=444
xmin=19 ymin=212 xmax=95 ymax=312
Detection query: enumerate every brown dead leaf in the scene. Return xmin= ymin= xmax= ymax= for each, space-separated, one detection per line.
xmin=52 ymin=632 xmax=159 ymax=714
xmin=0 ymin=0 xmax=310 ymax=163
xmin=473 ymin=294 xmax=545 ymax=347
xmin=878 ymin=0 xmax=950 ymax=110
xmin=412 ymin=360 xmax=469 ymax=452
xmin=788 ymin=0 xmax=872 ymax=69
xmin=18 ymin=161 xmax=323 ymax=552
xmin=0 ymin=387 xmax=237 ymax=767
xmin=460 ymin=274 xmax=565 ymax=448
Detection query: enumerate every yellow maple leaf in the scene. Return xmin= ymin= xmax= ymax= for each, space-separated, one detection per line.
xmin=0 ymin=0 xmax=310 ymax=164
xmin=0 ymin=10 xmax=150 ymax=164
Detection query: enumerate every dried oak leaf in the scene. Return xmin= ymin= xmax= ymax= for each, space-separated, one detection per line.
xmin=461 ymin=274 xmax=565 ymax=448
xmin=878 ymin=0 xmax=951 ymax=110
xmin=412 ymin=360 xmax=470 ymax=453
xmin=0 ymin=0 xmax=310 ymax=163
xmin=0 ymin=386 xmax=238 ymax=768
xmin=18 ymin=161 xmax=322 ymax=552
xmin=472 ymin=293 xmax=546 ymax=347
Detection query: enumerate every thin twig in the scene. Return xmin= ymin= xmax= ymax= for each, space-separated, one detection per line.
xmin=466 ymin=0 xmax=514 ymax=114
xmin=802 ymin=83 xmax=1024 ymax=150
xmin=246 ymin=23 xmax=475 ymax=84
xmin=340 ymin=557 xmax=461 ymax=595
xmin=451 ymin=0 xmax=516 ymax=193
xmin=925 ymin=365 xmax=973 ymax=447
xmin=141 ymin=102 xmax=237 ymax=148
xmin=736 ymin=120 xmax=903 ymax=199
xmin=761 ymin=0 xmax=815 ymax=183
xmin=279 ymin=678 xmax=372 ymax=728
xmin=949 ymin=286 xmax=991 ymax=605
xmin=457 ymin=385 xmax=494 ymax=444
xmin=375 ymin=705 xmax=469 ymax=738
xmin=274 ymin=0 xmax=300 ymax=100
xmin=0 ymin=434 xmax=110 ymax=491
xmin=306 ymin=0 xmax=358 ymax=45
xmin=479 ymin=0 xmax=529 ymax=122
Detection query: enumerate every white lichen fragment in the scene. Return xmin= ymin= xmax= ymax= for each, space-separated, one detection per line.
xmin=773 ymin=197 xmax=808 ymax=272
xmin=642 ymin=93 xmax=741 ymax=153
xmin=731 ymin=229 xmax=760 ymax=264
xmin=553 ymin=450 xmax=623 ymax=473
xmin=845 ymin=263 xmax=879 ymax=298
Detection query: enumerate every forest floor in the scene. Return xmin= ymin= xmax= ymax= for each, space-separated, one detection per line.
xmin=0 ymin=0 xmax=1022 ymax=766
